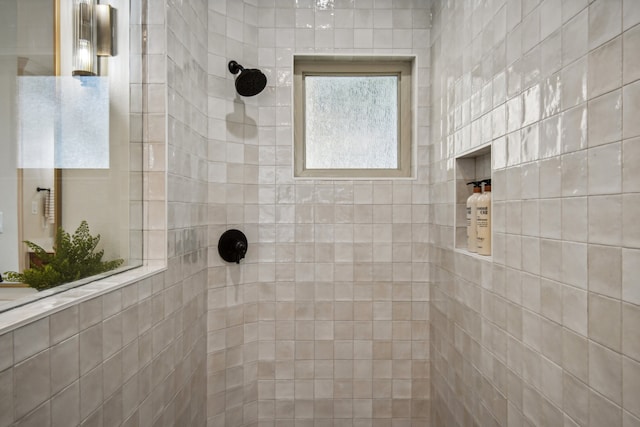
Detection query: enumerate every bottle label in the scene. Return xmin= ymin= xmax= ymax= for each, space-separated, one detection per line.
xmin=476 ymin=204 xmax=491 ymax=254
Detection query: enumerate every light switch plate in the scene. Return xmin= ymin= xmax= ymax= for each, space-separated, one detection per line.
xmin=0 ymin=211 xmax=3 ymax=233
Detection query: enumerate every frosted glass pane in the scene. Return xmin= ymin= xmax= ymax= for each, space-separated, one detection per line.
xmin=305 ymin=75 xmax=398 ymax=169
xmin=57 ymin=76 xmax=109 ymax=168
xmin=17 ymin=76 xmax=109 ymax=169
xmin=16 ymin=77 xmax=55 ymax=169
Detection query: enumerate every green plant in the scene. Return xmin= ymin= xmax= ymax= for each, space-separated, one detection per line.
xmin=4 ymin=221 xmax=124 ymax=291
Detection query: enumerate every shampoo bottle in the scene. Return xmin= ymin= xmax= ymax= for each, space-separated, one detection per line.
xmin=476 ymin=179 xmax=492 ymax=256
xmin=466 ymin=181 xmax=482 ymax=252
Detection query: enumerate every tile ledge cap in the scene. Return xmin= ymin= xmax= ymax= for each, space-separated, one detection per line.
xmin=0 ymin=265 xmax=166 ymax=335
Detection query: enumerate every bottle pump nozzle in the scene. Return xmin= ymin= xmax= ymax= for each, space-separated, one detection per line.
xmin=467 ymin=181 xmax=482 ymax=193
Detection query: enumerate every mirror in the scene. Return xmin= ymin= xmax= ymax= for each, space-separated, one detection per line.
xmin=0 ymin=0 xmax=58 ymax=303
xmin=0 ymin=0 xmax=142 ymax=308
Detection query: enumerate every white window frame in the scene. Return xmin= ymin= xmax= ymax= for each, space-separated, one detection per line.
xmin=293 ymin=57 xmax=414 ymax=178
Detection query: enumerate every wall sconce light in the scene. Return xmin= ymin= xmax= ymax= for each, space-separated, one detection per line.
xmin=72 ymin=0 xmax=114 ymax=76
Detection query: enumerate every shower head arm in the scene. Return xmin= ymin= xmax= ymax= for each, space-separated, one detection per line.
xmin=228 ymin=60 xmax=245 ymax=75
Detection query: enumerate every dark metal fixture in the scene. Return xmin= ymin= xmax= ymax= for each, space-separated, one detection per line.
xmin=228 ymin=60 xmax=267 ymax=97
xmin=218 ymin=229 xmax=248 ymax=264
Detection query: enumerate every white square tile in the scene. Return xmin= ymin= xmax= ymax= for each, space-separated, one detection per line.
xmin=522 ymin=84 xmax=541 ymax=126
xmin=540 ymin=0 xmax=562 ymax=40
xmin=14 ymin=350 xmax=50 ymax=420
xmin=0 ymin=367 xmax=12 ymax=427
xmin=562 ymin=9 xmax=588 ymax=65
xmin=563 ymin=371 xmax=589 ymax=425
xmin=561 ymin=151 xmax=588 ymax=197
xmin=521 ymin=6 xmax=540 ymax=53
xmin=561 ymin=58 xmax=587 ymax=111
xmin=373 ymin=28 xmax=393 ymax=48
xmin=562 ymin=0 xmax=588 ymax=23
xmin=623 ymin=0 xmax=640 ymax=30
xmin=563 ymin=328 xmax=589 ymax=382
xmin=373 ymin=9 xmax=392 ymax=28
xmin=623 ymin=25 xmax=640 ymax=85
xmin=588 ymin=243 xmax=622 ymax=298
xmin=561 ymin=107 xmax=587 ymax=156
xmin=588 ymin=142 xmax=622 ymax=195
xmin=539 ymin=114 xmax=561 ymax=158
xmin=540 ymin=239 xmax=562 ymax=282
xmin=392 ymin=9 xmax=412 ymax=29
xmin=522 ymin=162 xmax=540 ymax=199
xmin=588 ymin=36 xmax=622 ymax=99
xmin=507 ymin=0 xmax=523 ymax=32
xmin=588 ymin=0 xmax=622 ymax=49
xmin=587 ymin=89 xmax=622 ymax=147
xmin=50 ymin=336 xmax=79 ymax=396
xmin=562 ymin=284 xmax=587 ymax=334
xmin=623 ymin=194 xmax=640 ymax=248
xmin=589 ymin=340 xmax=622 ymax=405
xmin=521 ymin=124 xmax=540 ymax=163
xmin=623 ymin=356 xmax=640 ymax=419
xmin=13 ymin=318 xmax=49 ymax=364
xmin=623 ymin=301 xmax=640 ymax=361
xmin=542 ymin=73 xmax=562 ymax=117
xmin=622 ymin=248 xmax=640 ymax=305
xmin=562 ymin=240 xmax=587 ymax=289
xmin=623 ymin=80 xmax=640 ymax=139
xmin=51 ymin=381 xmax=79 ymax=427
xmin=590 ymin=382 xmax=623 ymax=426
xmin=538 ymin=157 xmax=562 ymax=198
xmin=588 ymin=195 xmax=622 ymax=246
xmin=334 ymin=9 xmax=354 ymax=28
xmin=507 ymin=28 xmax=523 ymax=70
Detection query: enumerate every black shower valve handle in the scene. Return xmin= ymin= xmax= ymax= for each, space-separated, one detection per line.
xmin=218 ymin=229 xmax=248 ymax=264
xmin=234 ymin=240 xmax=247 ymax=263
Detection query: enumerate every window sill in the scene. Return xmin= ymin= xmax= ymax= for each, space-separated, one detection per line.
xmin=0 ymin=264 xmax=166 ymax=335
xmin=454 ymin=248 xmax=492 ymax=262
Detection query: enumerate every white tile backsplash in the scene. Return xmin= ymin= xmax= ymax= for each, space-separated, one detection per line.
xmin=0 ymin=1 xmax=636 ymax=426
xmin=208 ymin=1 xmax=431 ymax=424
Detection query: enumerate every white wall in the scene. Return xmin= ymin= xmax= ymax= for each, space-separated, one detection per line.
xmin=0 ymin=0 xmax=20 ymax=275
xmin=430 ymin=0 xmax=640 ymax=426
xmin=206 ymin=1 xmax=433 ymax=425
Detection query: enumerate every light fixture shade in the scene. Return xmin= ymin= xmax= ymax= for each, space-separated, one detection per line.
xmin=73 ymin=0 xmax=97 ymax=76
xmin=96 ymin=4 xmax=113 ymax=57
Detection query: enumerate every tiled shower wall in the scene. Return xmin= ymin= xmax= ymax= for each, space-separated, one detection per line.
xmin=429 ymin=0 xmax=640 ymax=426
xmin=0 ymin=0 xmax=209 ymax=425
xmin=206 ymin=0 xmax=433 ymax=425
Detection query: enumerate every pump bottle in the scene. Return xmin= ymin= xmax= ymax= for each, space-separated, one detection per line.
xmin=466 ymin=181 xmax=482 ymax=252
xmin=476 ymin=179 xmax=492 ymax=256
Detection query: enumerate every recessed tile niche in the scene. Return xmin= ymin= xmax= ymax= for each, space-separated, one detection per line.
xmin=454 ymin=143 xmax=492 ymax=258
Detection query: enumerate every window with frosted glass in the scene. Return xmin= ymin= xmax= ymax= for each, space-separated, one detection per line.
xmin=305 ymin=75 xmax=398 ymax=169
xmin=294 ymin=58 xmax=413 ymax=178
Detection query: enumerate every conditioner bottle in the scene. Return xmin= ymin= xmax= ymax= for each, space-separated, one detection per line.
xmin=476 ymin=179 xmax=492 ymax=256
xmin=466 ymin=181 xmax=482 ymax=252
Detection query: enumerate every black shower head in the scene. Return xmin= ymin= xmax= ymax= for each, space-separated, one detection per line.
xmin=228 ymin=60 xmax=267 ymax=97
